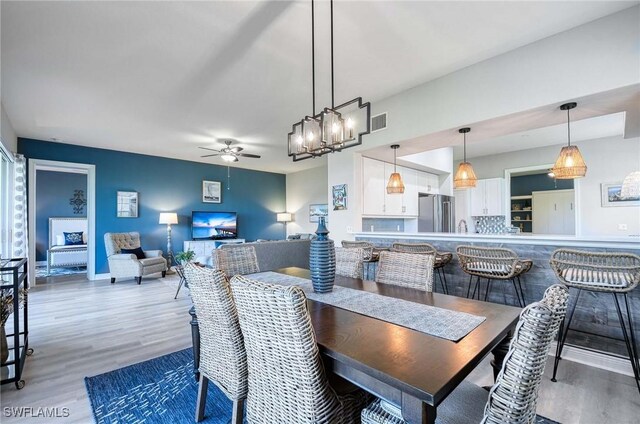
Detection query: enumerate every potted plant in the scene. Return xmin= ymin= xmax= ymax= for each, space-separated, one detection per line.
xmin=174 ymin=250 xmax=196 ymax=266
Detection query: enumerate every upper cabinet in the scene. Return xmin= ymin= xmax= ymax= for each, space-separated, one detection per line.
xmin=362 ymin=158 xmax=429 ymax=217
xmin=469 ymin=178 xmax=505 ymax=216
xmin=417 ymin=172 xmax=439 ymax=194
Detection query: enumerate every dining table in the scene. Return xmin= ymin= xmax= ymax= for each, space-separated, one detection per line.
xmin=189 ymin=267 xmax=522 ymax=424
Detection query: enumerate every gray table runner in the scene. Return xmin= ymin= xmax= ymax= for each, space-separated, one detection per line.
xmin=247 ymin=272 xmax=486 ymax=342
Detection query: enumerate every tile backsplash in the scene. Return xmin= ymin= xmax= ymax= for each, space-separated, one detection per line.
xmin=472 ymin=215 xmax=507 ymax=234
xmin=362 ymin=218 xmax=405 ymax=232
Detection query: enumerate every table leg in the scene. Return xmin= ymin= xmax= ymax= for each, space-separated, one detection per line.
xmin=189 ymin=306 xmax=200 ymax=382
xmin=491 ymin=330 xmax=513 ymax=381
xmin=402 ymin=393 xmax=435 ymax=424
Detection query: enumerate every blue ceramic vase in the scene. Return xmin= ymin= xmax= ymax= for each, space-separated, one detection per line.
xmin=309 ymin=216 xmax=335 ymax=293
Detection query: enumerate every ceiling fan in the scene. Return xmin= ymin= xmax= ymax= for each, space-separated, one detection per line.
xmin=199 ymin=140 xmax=261 ymax=163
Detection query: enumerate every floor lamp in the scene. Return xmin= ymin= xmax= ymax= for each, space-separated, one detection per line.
xmin=276 ymin=212 xmax=292 ymax=238
xmin=159 ymin=212 xmax=178 ymax=269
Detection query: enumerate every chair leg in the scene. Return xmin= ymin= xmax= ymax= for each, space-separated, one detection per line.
xmin=231 ymin=398 xmax=245 ymax=424
xmin=552 ymin=288 xmax=581 ymax=382
xmin=195 ymin=374 xmax=209 ymax=422
xmin=440 ymin=268 xmax=449 ymax=295
xmin=162 ymin=271 xmax=167 ymax=277
xmin=470 ymin=276 xmax=480 ymax=299
xmin=466 ymin=275 xmax=473 ymax=298
xmin=614 ymin=293 xmax=640 ymax=393
xmin=136 ymin=276 xmax=142 ymax=285
xmin=484 ymin=279 xmax=493 ymax=302
xmin=623 ymin=293 xmax=640 ymax=381
xmin=510 ymin=279 xmax=523 ymax=307
xmin=174 ymin=279 xmax=184 ymax=300
xmin=110 ymin=277 xmax=115 ymax=284
xmin=436 ymin=268 xmax=447 ymax=294
xmin=517 ymin=276 xmax=526 ymax=305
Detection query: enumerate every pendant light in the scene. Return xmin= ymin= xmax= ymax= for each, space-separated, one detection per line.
xmin=386 ymin=144 xmax=405 ymax=194
xmin=453 ymin=127 xmax=477 ymax=189
xmin=621 ymin=171 xmax=640 ymax=198
xmin=551 ymin=102 xmax=587 ymax=179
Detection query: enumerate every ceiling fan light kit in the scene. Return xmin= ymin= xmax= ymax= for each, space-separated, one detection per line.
xmin=287 ymin=0 xmax=370 ymax=162
xmin=199 ymin=140 xmax=261 ymax=163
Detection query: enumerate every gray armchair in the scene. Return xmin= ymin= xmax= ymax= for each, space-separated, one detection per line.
xmin=104 ymin=232 xmax=167 ymax=284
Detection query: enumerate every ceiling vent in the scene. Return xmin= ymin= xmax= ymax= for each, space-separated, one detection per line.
xmin=371 ymin=112 xmax=387 ymax=132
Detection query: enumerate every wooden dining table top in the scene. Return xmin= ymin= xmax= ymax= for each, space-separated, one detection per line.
xmin=273 ymin=267 xmax=522 ymax=407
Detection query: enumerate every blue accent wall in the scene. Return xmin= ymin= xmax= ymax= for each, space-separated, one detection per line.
xmin=19 ymin=138 xmax=286 ymax=274
xmin=511 ymin=173 xmax=573 ymax=196
xmin=35 ymin=171 xmax=87 ymax=261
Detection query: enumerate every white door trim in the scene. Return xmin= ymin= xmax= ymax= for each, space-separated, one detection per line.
xmin=28 ymin=159 xmax=96 ymax=284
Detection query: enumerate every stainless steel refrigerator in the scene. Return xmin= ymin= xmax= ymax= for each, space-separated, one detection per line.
xmin=418 ymin=194 xmax=455 ymax=233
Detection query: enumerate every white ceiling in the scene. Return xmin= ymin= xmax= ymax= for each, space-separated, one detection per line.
xmin=1 ymin=1 xmax=636 ymax=174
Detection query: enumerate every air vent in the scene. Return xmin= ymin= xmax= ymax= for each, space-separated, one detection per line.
xmin=371 ymin=112 xmax=387 ymax=132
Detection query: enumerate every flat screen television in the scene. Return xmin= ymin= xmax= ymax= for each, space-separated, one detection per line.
xmin=192 ymin=211 xmax=237 ymax=240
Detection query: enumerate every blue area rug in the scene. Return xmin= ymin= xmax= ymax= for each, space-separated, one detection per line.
xmin=85 ymin=349 xmax=234 ymax=424
xmin=85 ymin=349 xmax=561 ymax=424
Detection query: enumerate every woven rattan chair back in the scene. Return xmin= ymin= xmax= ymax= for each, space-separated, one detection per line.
xmin=230 ymin=275 xmax=343 ymax=424
xmin=457 ymin=245 xmax=522 ymax=280
xmin=375 ymin=250 xmax=435 ymax=292
xmin=183 ymin=264 xmax=248 ymax=400
xmin=212 ymin=245 xmax=260 ymax=277
xmin=483 ymin=284 xmax=569 ymax=424
xmin=550 ymin=249 xmax=640 ymax=293
xmin=335 ymin=247 xmax=364 ymax=279
xmin=341 ymin=240 xmax=375 ymax=261
xmin=390 ymin=242 xmax=436 ymax=254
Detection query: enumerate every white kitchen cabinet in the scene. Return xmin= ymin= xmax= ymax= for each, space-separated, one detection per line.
xmin=532 ymin=189 xmax=575 ymax=235
xmin=469 ymin=178 xmax=505 ymax=216
xmin=417 ymin=172 xmax=440 ymax=194
xmin=401 ymin=167 xmax=419 ymax=216
xmin=362 ymin=157 xmax=386 ymax=215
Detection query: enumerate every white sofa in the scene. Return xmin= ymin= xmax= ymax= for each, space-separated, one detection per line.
xmin=104 ymin=232 xmax=167 ymax=284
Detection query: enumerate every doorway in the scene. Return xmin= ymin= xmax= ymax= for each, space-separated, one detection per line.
xmin=27 ymin=160 xmax=96 ymax=284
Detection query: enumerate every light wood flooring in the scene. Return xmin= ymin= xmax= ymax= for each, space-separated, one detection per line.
xmin=1 ymin=275 xmax=639 ymax=423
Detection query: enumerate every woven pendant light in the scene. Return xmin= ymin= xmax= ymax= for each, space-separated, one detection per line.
xmin=386 ymin=144 xmax=405 ymax=194
xmin=621 ymin=171 xmax=640 ymax=199
xmin=454 ymin=128 xmax=477 ymax=189
xmin=551 ymin=102 xmax=587 ymax=179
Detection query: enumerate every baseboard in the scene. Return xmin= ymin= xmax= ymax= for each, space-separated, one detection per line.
xmin=92 ymin=273 xmax=111 ymax=281
xmin=549 ymin=342 xmax=634 ymax=377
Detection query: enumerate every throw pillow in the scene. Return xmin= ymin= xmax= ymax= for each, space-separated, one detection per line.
xmin=63 ymin=231 xmax=84 ymax=246
xmin=287 ymin=234 xmax=301 ymax=240
xmin=121 ymin=247 xmax=146 ymax=260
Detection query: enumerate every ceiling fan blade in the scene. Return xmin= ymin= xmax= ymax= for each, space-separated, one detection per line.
xmin=237 ymin=153 xmax=261 ymax=159
xmin=200 ymin=154 xmax=220 ymax=158
xmin=198 ymin=147 xmax=221 ymax=153
xmin=230 ymin=147 xmax=244 ymax=153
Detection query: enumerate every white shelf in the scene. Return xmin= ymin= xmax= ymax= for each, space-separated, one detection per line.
xmin=511 ymin=195 xmax=533 ymax=200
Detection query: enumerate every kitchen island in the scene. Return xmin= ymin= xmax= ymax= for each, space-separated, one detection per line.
xmin=354 ymin=231 xmax=640 ymax=360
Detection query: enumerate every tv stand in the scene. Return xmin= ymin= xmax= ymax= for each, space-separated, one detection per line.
xmin=184 ymin=239 xmax=246 ymax=266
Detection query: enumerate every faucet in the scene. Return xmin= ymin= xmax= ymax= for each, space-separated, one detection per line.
xmin=457 ymin=219 xmax=468 ymax=233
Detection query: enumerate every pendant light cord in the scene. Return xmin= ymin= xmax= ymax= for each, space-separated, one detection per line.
xmin=311 ymin=0 xmax=316 ymax=115
xmin=330 ymin=0 xmax=335 ymax=109
xmin=463 ymin=132 xmax=466 ymax=162
xmin=394 ymin=147 xmax=397 ymax=172
xmin=566 ymin=107 xmax=571 ymax=147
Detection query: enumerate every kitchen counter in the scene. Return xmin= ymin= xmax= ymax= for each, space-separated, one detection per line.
xmin=352 ymin=231 xmax=639 ymax=249
xmin=353 ymin=231 xmax=640 ymax=359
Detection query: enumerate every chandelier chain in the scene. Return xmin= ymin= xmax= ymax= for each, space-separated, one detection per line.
xmin=311 ymin=0 xmax=316 ymax=115
xmin=331 ymin=0 xmax=335 ymax=108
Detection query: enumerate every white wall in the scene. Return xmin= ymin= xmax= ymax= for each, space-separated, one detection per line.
xmin=328 ymin=151 xmax=363 ymax=242
xmin=1 ymin=102 xmax=17 ymax=154
xmin=286 ymin=165 xmax=328 ymax=236
xmin=459 ymin=136 xmax=640 ymax=237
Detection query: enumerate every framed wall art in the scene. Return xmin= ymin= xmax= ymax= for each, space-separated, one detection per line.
xmin=332 ymin=184 xmax=347 ymax=211
xmin=309 ymin=203 xmax=328 ymax=223
xmin=117 ymin=191 xmax=138 ymax=218
xmin=202 ymin=180 xmax=222 ymax=203
xmin=601 ymin=182 xmax=640 ymax=207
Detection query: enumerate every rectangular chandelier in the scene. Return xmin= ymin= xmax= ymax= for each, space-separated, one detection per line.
xmin=288 ymin=97 xmax=371 ymax=161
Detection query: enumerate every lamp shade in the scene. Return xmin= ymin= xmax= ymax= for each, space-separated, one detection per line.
xmin=386 ymin=172 xmax=405 ymax=194
xmin=159 ymin=212 xmax=178 ymax=225
xmin=621 ymin=171 xmax=640 ymax=198
xmin=276 ymin=212 xmax=293 ymax=222
xmin=551 ymin=145 xmax=587 ymax=179
xmin=454 ymin=162 xmax=478 ymax=189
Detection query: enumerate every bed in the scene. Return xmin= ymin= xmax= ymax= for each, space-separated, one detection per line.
xmin=47 ymin=217 xmax=88 ymax=274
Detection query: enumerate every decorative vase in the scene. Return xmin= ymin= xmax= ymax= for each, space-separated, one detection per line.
xmin=309 ymin=216 xmax=335 ymax=293
xmin=1 ymin=325 xmax=8 ymax=365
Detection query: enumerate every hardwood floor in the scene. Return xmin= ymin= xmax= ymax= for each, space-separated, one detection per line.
xmin=1 ymin=274 xmax=638 ymax=423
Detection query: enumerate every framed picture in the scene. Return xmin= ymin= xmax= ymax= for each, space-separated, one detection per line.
xmin=117 ymin=191 xmax=138 ymax=218
xmin=202 ymin=180 xmax=222 ymax=203
xmin=309 ymin=203 xmax=328 ymax=223
xmin=601 ymin=182 xmax=640 ymax=207
xmin=332 ymin=184 xmax=347 ymax=210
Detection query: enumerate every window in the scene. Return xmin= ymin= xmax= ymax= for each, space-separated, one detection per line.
xmin=0 ymin=143 xmax=13 ymax=260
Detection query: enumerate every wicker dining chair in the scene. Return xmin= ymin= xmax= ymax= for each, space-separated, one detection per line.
xmin=342 ymin=240 xmax=378 ymax=279
xmin=391 ymin=242 xmax=453 ymax=294
xmin=183 ymin=264 xmax=247 ymax=423
xmin=361 ymin=283 xmax=569 ymax=424
xmin=375 ymin=250 xmax=435 ymax=292
xmin=335 ymin=247 xmax=365 ymax=279
xmin=212 ymin=245 xmax=260 ymax=277
xmin=457 ymin=245 xmax=532 ymax=307
xmin=549 ymin=249 xmax=640 ymax=392
xmin=230 ymin=275 xmax=371 ymax=424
